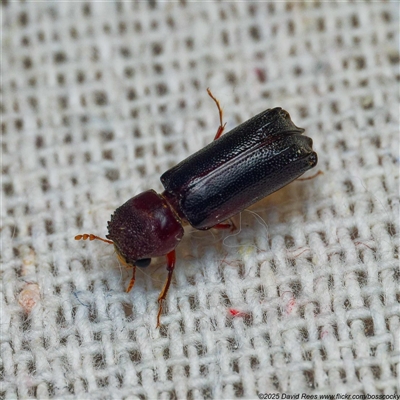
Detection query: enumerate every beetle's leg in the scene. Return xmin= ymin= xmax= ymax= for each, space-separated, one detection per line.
xmin=213 ymin=219 xmax=237 ymax=232
xmin=156 ymin=250 xmax=176 ymax=327
xmin=75 ymin=233 xmax=114 ymax=244
xmin=297 ymin=170 xmax=323 ymax=181
xmin=207 ymin=88 xmax=227 ymax=141
xmin=126 ymin=265 xmax=137 ymax=293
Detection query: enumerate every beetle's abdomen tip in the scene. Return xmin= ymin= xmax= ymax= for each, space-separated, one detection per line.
xmin=309 ymin=151 xmax=318 ymax=167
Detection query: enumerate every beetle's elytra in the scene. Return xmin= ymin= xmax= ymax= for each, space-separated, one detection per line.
xmin=76 ymin=89 xmax=318 ymax=327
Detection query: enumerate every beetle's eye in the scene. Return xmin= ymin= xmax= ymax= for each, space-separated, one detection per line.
xmin=135 ymin=258 xmax=151 ymax=268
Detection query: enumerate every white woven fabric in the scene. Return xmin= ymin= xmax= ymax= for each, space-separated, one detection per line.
xmin=1 ymin=2 xmax=399 ymax=398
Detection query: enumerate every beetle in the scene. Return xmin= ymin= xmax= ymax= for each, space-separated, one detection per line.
xmin=76 ymin=89 xmax=318 ymax=327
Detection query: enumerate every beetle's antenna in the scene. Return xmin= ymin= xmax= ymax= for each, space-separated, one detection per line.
xmin=75 ymin=233 xmax=114 ymax=245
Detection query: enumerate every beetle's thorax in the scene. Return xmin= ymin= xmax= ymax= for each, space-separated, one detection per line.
xmin=106 ymin=190 xmax=184 ymax=266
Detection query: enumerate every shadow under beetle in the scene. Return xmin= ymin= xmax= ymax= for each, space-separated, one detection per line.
xmin=76 ymin=89 xmax=318 ymax=327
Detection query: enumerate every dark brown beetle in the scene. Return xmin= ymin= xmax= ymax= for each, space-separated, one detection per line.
xmin=76 ymin=89 xmax=317 ymax=326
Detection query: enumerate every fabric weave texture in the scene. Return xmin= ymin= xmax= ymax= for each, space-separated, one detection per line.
xmin=1 ymin=2 xmax=399 ymax=399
